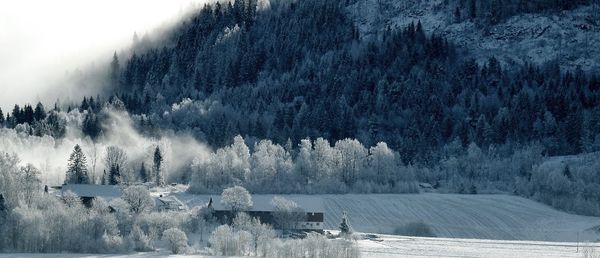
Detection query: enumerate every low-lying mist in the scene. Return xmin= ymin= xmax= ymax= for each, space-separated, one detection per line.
xmin=0 ymin=109 xmax=210 ymax=186
xmin=0 ymin=0 xmax=210 ymax=111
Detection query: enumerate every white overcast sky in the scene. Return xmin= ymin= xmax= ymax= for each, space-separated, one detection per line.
xmin=0 ymin=0 xmax=208 ymax=110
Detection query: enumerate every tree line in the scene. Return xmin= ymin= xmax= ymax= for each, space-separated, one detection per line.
xmin=64 ymin=143 xmax=165 ymax=187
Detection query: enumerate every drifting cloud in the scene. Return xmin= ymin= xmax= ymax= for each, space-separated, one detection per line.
xmin=0 ymin=0 xmax=209 ymax=111
xmin=0 ymin=109 xmax=210 ymax=186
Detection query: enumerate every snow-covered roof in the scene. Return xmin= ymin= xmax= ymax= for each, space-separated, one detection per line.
xmin=203 ymin=195 xmax=324 ymax=213
xmin=156 ymin=196 xmax=185 ymax=206
xmin=61 ymin=184 xmax=123 ymax=198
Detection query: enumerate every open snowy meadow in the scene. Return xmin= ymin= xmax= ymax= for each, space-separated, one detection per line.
xmin=358 ymin=235 xmax=600 ymax=258
xmin=3 ymin=235 xmax=599 ymax=258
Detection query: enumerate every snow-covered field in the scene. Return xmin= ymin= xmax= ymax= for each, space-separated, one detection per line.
xmin=322 ymin=193 xmax=600 ymax=242
xmin=358 ymin=234 xmax=600 ymax=258
xmin=173 ymin=192 xmax=600 ymax=242
xmin=4 ymin=235 xmax=599 ymax=258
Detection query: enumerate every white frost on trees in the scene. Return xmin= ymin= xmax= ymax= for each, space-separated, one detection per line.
xmin=162 ymin=228 xmax=188 ymax=254
xmin=221 ymin=186 xmax=253 ymax=213
xmin=122 ymin=185 xmax=154 ymax=214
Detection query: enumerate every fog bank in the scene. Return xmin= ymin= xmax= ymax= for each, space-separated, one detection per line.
xmin=0 ymin=0 xmax=209 ymax=111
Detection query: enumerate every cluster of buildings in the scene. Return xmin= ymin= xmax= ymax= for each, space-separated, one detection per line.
xmin=53 ymin=184 xmax=324 ymax=232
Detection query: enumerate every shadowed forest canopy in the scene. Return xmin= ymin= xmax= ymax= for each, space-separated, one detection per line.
xmin=89 ymin=0 xmax=600 ymax=163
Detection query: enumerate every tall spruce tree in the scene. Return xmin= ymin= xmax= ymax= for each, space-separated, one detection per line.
xmin=111 ymin=51 xmax=120 ymax=86
xmin=33 ymin=102 xmax=46 ymax=121
xmin=139 ymin=162 xmax=148 ymax=183
xmin=153 ymin=146 xmax=164 ymax=186
xmin=65 ymin=144 xmax=90 ymax=184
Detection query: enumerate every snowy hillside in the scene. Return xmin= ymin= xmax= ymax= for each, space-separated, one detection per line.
xmin=175 ymin=192 xmax=600 ymax=242
xmin=322 ymin=193 xmax=600 ymax=242
xmin=349 ymin=0 xmax=600 ymax=71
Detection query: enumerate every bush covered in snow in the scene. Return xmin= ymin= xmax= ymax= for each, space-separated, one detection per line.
xmin=265 ymin=234 xmax=360 ymax=258
xmin=393 ymin=221 xmax=436 ymax=237
xmin=162 ymin=228 xmax=188 ymax=254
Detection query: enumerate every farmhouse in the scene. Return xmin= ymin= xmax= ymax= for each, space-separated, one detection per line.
xmin=206 ymin=195 xmax=324 ymax=232
xmin=59 ymin=184 xmax=187 ymax=212
xmin=156 ymin=195 xmax=187 ymax=211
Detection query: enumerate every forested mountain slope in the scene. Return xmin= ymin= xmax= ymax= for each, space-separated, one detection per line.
xmin=350 ymin=0 xmax=600 ymax=71
xmin=0 ymin=0 xmax=600 ymax=217
xmin=100 ymin=0 xmax=600 ymax=163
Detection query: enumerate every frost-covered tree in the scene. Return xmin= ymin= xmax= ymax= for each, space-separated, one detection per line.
xmin=313 ymin=138 xmax=335 ymax=181
xmin=104 ymin=146 xmax=127 ymax=185
xmin=369 ymin=142 xmax=398 ymax=184
xmin=19 ymin=163 xmax=42 ymax=205
xmin=335 ymin=139 xmax=368 ymax=185
xmin=122 ymin=185 xmax=154 ymax=214
xmin=248 ymin=140 xmax=293 ymax=192
xmin=209 ymin=224 xmax=253 ymax=256
xmin=162 ymin=228 xmax=188 ymax=254
xmin=295 ymin=138 xmax=314 ymax=184
xmin=221 ymin=186 xmax=252 ymax=213
xmin=189 ymin=136 xmax=250 ymax=193
xmin=271 ymin=196 xmax=306 ymax=231
xmin=233 ymin=212 xmax=275 ymax=255
xmin=65 ymin=144 xmax=90 ymax=184
xmin=130 ymin=225 xmax=153 ymax=252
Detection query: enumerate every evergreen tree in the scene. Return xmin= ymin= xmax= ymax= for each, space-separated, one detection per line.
xmin=453 ymin=7 xmax=461 ymax=23
xmin=65 ymin=144 xmax=90 ymax=184
xmin=139 ymin=162 xmax=148 ymax=183
xmin=469 ymin=0 xmax=477 ymax=19
xmin=153 ymin=146 xmax=164 ymax=186
xmin=111 ymin=51 xmax=120 ymax=86
xmin=23 ymin=105 xmax=34 ymax=124
xmin=47 ymin=111 xmax=66 ymax=138
xmin=12 ymin=104 xmax=21 ymax=124
xmin=82 ymin=111 xmax=101 ymax=140
xmin=0 ymin=194 xmax=6 ymax=221
xmin=0 ymin=108 xmax=4 ymax=127
xmin=33 ymin=102 xmax=46 ymax=121
xmin=339 ymin=211 xmax=352 ymax=236
xmin=109 ymin=164 xmax=121 ymax=185
xmin=563 ymin=165 xmax=573 ymax=181
xmin=80 ymin=97 xmax=89 ymax=112
xmin=5 ymin=113 xmax=15 ymax=129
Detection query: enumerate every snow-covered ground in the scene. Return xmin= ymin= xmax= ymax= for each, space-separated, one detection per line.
xmin=0 ymin=253 xmax=193 ymax=258
xmin=358 ymin=234 xmax=600 ymax=258
xmin=322 ymin=193 xmax=600 ymax=242
xmin=5 ymin=235 xmax=599 ymax=258
xmin=173 ymin=191 xmax=600 ymax=242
